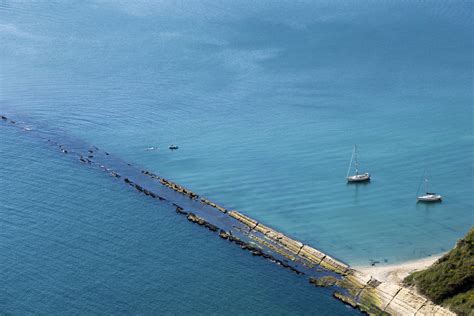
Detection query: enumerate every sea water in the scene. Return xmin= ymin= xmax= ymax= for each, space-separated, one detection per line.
xmin=1 ymin=0 xmax=472 ymax=314
xmin=0 ymin=125 xmax=353 ymax=314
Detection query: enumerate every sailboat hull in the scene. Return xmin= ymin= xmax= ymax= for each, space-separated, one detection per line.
xmin=417 ymin=194 xmax=442 ymax=202
xmin=346 ymin=173 xmax=370 ymax=183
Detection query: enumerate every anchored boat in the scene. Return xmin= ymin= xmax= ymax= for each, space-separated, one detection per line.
xmin=168 ymin=144 xmax=179 ymax=150
xmin=417 ymin=173 xmax=442 ymax=202
xmin=346 ymin=145 xmax=370 ymax=183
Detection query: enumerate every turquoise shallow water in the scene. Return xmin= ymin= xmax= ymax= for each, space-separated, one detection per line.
xmin=0 ymin=125 xmax=353 ymax=315
xmin=1 ymin=0 xmax=473 ymax=314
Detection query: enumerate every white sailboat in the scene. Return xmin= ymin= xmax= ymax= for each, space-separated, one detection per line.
xmin=417 ymin=173 xmax=442 ymax=202
xmin=346 ymin=145 xmax=370 ymax=183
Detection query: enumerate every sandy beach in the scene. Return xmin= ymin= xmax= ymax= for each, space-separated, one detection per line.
xmin=355 ymin=254 xmax=445 ymax=285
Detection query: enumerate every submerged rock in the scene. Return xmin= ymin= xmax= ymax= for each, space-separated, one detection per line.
xmin=186 ymin=213 xmax=200 ymax=223
xmin=204 ymin=222 xmax=218 ymax=232
xmin=219 ymin=230 xmax=230 ymax=239
xmin=197 ymin=218 xmax=205 ymax=225
xmin=176 ymin=207 xmax=187 ymax=215
xmin=333 ymin=292 xmax=358 ymax=309
xmin=110 ymin=171 xmax=120 ymax=178
xmin=309 ymin=276 xmax=338 ymax=287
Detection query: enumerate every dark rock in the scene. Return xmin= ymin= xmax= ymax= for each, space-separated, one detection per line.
xmin=367 ymin=278 xmax=381 ymax=287
xmin=234 ymin=239 xmax=246 ymax=246
xmin=309 ymin=276 xmax=338 ymax=287
xmin=219 ymin=230 xmax=229 ymax=239
xmin=250 ymin=250 xmax=262 ymax=256
xmin=187 ymin=213 xmax=199 ymax=223
xmin=204 ymin=223 xmax=218 ymax=232
xmin=290 ymin=266 xmax=304 ymax=275
xmin=332 ymin=292 xmax=358 ymax=310
xmin=279 ymin=261 xmax=290 ymax=268
xmin=176 ymin=207 xmax=188 ymax=215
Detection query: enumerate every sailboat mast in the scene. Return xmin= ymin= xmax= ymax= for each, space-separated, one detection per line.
xmin=346 ymin=145 xmax=356 ymax=178
xmin=354 ymin=145 xmax=359 ymax=175
xmin=416 ymin=171 xmax=425 ymax=197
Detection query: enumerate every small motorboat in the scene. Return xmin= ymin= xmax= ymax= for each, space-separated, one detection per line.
xmin=346 ymin=145 xmax=371 ymax=183
xmin=168 ymin=144 xmax=179 ymax=150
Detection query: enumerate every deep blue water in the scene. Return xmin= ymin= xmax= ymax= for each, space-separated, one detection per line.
xmin=1 ymin=0 xmax=473 ymax=314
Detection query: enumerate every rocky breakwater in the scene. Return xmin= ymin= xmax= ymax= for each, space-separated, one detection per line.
xmin=227 ymin=210 xmax=454 ymax=316
xmin=1 ymin=114 xmax=455 ymax=316
xmin=335 ymin=270 xmax=456 ymax=315
xmin=228 ymin=211 xmax=349 ymax=274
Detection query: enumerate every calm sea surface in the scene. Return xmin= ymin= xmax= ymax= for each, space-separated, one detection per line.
xmin=1 ymin=1 xmax=472 ymax=314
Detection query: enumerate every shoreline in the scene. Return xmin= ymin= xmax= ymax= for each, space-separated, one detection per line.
xmin=354 ymin=253 xmax=445 ymax=285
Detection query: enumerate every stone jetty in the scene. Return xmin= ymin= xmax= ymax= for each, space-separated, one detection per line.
xmin=1 ymin=114 xmax=455 ymax=316
xmin=124 ymin=158 xmax=456 ymax=315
